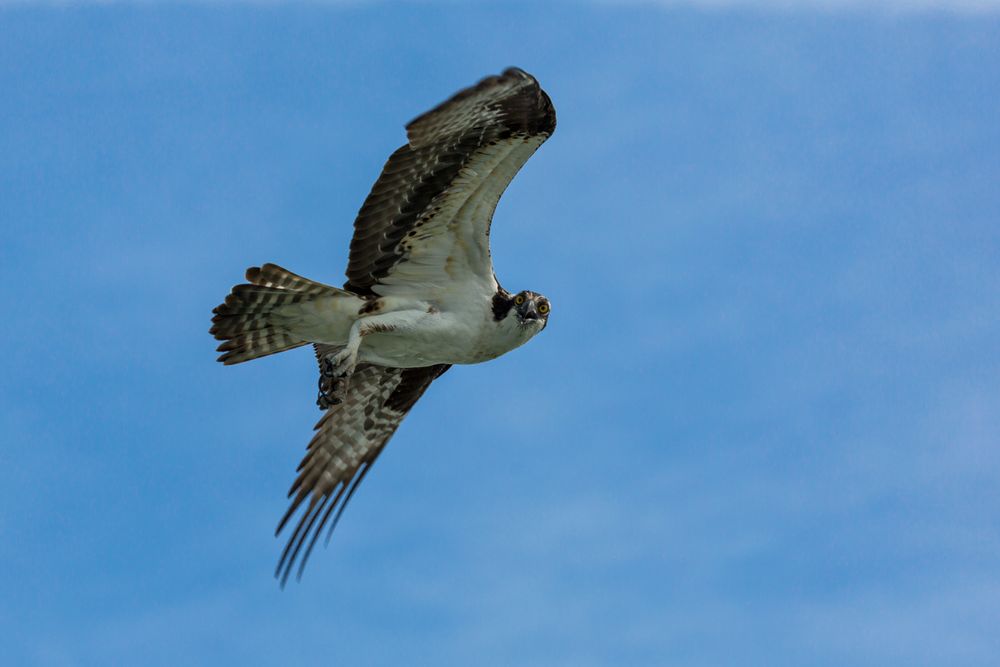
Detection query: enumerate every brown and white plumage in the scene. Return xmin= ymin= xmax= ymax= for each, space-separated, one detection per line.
xmin=210 ymin=68 xmax=556 ymax=582
xmin=274 ymin=361 xmax=449 ymax=586
xmin=346 ymin=67 xmax=555 ymax=299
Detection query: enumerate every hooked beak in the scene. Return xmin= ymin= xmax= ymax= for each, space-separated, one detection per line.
xmin=522 ymin=302 xmax=540 ymax=322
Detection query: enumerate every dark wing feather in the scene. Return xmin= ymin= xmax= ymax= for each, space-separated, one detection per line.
xmin=274 ymin=362 xmax=450 ymax=585
xmin=344 ymin=67 xmax=556 ymax=297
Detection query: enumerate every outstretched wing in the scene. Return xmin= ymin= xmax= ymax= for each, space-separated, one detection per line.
xmin=344 ymin=67 xmax=556 ymax=300
xmin=274 ymin=361 xmax=450 ymax=585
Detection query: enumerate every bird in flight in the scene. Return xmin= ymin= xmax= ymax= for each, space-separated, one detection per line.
xmin=210 ymin=68 xmax=556 ymax=584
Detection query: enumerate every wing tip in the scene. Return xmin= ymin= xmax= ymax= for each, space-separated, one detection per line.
xmin=405 ymin=66 xmax=555 ymax=147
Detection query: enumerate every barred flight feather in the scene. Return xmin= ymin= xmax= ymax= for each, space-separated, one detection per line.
xmin=274 ymin=363 xmax=449 ymax=585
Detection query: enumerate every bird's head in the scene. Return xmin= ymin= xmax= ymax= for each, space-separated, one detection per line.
xmin=513 ymin=290 xmax=550 ymax=329
xmin=501 ymin=290 xmax=551 ymax=332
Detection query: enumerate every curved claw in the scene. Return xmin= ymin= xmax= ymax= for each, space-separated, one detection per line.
xmin=316 ymin=393 xmax=341 ymax=410
xmin=316 ymin=349 xmax=357 ymax=410
xmin=317 ymin=371 xmax=343 ymax=409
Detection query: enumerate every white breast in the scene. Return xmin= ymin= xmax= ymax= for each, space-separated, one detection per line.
xmin=358 ymin=298 xmax=541 ymax=368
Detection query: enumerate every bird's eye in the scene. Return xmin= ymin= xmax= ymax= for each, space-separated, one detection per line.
xmin=538 ymin=302 xmax=550 ymax=314
xmin=514 ymin=295 xmax=526 ymax=305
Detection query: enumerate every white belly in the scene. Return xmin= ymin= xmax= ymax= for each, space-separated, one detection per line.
xmin=358 ymin=308 xmax=539 ymax=368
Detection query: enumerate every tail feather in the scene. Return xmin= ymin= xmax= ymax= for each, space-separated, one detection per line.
xmin=211 ymin=264 xmax=347 ymax=365
xmin=246 ymin=263 xmax=339 ymax=295
xmin=215 ymin=329 xmax=306 ymax=365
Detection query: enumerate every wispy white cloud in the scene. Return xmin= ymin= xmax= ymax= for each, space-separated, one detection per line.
xmin=0 ymin=0 xmax=366 ymax=6
xmin=603 ymin=0 xmax=1000 ymax=12
xmin=2 ymin=0 xmax=1000 ymax=12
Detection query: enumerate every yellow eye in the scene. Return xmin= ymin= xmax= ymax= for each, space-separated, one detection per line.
xmin=538 ymin=302 xmax=550 ymax=314
xmin=514 ymin=295 xmax=525 ymax=305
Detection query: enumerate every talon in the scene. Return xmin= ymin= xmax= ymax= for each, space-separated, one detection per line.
xmin=317 ymin=392 xmax=342 ymax=410
xmin=317 ymin=373 xmax=345 ymax=410
xmin=317 ymin=356 xmax=351 ymax=410
xmin=323 ymin=350 xmax=357 ymax=381
xmin=315 ymin=348 xmax=357 ymax=410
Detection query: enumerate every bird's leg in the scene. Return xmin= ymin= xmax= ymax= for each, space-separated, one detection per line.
xmin=316 ymin=344 xmax=360 ymax=410
xmin=327 ymin=322 xmax=364 ymax=375
xmin=316 ymin=360 xmax=344 ymax=409
xmin=316 ymin=315 xmax=399 ymax=409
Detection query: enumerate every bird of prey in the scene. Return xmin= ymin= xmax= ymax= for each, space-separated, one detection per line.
xmin=210 ymin=68 xmax=556 ymax=584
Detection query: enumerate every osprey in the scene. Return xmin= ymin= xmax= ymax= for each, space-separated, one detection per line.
xmin=210 ymin=68 xmax=556 ymax=584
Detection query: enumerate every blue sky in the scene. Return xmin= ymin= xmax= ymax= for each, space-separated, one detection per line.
xmin=2 ymin=2 xmax=999 ymax=665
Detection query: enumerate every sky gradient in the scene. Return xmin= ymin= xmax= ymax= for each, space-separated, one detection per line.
xmin=2 ymin=3 xmax=999 ymax=665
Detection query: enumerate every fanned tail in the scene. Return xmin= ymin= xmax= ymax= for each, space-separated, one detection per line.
xmin=210 ymin=263 xmax=348 ymax=365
